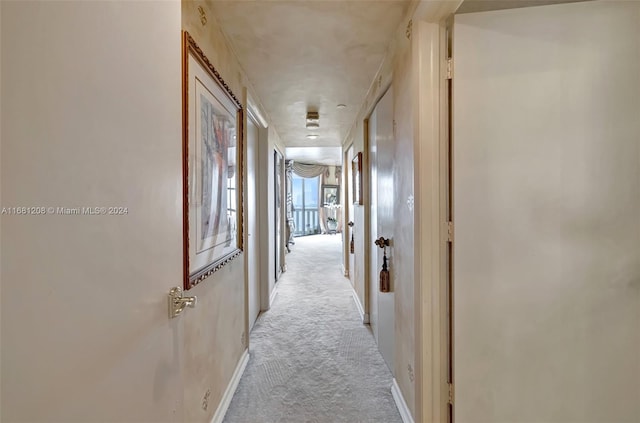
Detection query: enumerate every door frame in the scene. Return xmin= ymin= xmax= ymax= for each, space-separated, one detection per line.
xmin=273 ymin=147 xmax=286 ymax=277
xmin=412 ymin=9 xmax=458 ymax=423
xmin=342 ymin=145 xmax=352 ymax=279
xmin=244 ymin=91 xmax=268 ymax=345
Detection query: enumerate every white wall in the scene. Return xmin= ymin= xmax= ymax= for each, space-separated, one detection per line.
xmin=1 ymin=1 xmax=184 ymax=421
xmin=341 ymin=4 xmax=419 ymax=416
xmin=454 ymin=2 xmax=640 ymax=421
xmin=181 ymin=2 xmax=283 ymax=420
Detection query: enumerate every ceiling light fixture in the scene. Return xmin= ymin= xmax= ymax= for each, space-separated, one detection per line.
xmin=337 ymin=104 xmax=347 ymax=109
xmin=306 ymin=134 xmax=319 ymax=140
xmin=306 ymin=111 xmax=319 ymax=129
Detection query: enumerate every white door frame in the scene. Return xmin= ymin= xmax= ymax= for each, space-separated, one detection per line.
xmin=244 ymin=91 xmax=268 ymax=344
xmin=343 ymin=146 xmax=352 ymax=279
xmin=412 ymin=5 xmax=460 ymax=422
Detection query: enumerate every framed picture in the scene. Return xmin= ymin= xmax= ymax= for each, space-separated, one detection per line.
xmin=182 ymin=31 xmax=243 ymax=289
xmin=352 ymin=152 xmax=363 ymax=205
xmin=322 ymin=185 xmax=340 ymax=206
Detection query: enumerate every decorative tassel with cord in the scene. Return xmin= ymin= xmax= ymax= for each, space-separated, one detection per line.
xmin=380 ymin=249 xmax=390 ymax=292
xmin=350 ymin=233 xmax=355 ymax=254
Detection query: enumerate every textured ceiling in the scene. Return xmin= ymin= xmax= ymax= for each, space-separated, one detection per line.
xmin=208 ymin=0 xmax=410 ymax=148
xmin=457 ymin=0 xmax=586 ymax=14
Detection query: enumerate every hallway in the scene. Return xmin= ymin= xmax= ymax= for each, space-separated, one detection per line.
xmin=3 ymin=1 xmax=639 ymax=422
xmin=224 ymin=235 xmax=402 ymax=423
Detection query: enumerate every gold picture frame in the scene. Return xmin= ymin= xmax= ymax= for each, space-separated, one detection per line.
xmin=352 ymin=152 xmax=363 ymax=205
xmin=182 ymin=31 xmax=244 ymax=289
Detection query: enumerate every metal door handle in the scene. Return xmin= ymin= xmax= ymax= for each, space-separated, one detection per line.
xmin=169 ymin=287 xmax=197 ymax=318
xmin=374 ymin=237 xmax=390 ymax=248
xmin=348 ymin=221 xmax=354 ymax=227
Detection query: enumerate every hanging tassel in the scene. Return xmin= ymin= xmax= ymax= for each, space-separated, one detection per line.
xmin=380 ymin=248 xmax=390 ymax=292
xmin=350 ymin=232 xmax=355 ymax=254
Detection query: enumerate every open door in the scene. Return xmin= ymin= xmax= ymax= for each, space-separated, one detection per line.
xmin=453 ymin=2 xmax=640 ymax=421
xmin=368 ymin=86 xmax=395 ymax=372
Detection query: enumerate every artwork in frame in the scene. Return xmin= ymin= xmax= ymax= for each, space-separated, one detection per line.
xmin=182 ymin=31 xmax=243 ymax=290
xmin=352 ymin=152 xmax=363 ymax=205
xmin=322 ymin=185 xmax=340 ymax=206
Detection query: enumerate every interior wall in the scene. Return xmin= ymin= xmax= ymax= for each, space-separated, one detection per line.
xmin=1 ymin=1 xmax=184 ymax=421
xmin=342 ymin=2 xmax=419 ymax=416
xmin=453 ymin=2 xmax=640 ymax=421
xmin=391 ymin=28 xmax=417 ymax=413
xmin=342 ymin=2 xmax=462 ymax=421
xmin=182 ymin=2 xmax=283 ymax=420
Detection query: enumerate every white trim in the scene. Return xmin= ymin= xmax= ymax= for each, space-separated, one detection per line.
xmin=392 ymin=378 xmax=415 ymax=423
xmin=269 ymin=283 xmax=279 ymax=308
xmin=210 ymin=350 xmax=250 ymax=423
xmin=351 ymin=288 xmax=369 ymax=324
xmin=247 ymin=93 xmax=268 ymax=129
xmin=413 ymin=19 xmax=454 ymax=423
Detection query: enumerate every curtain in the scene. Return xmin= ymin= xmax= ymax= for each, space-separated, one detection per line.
xmin=291 ymin=162 xmax=328 ymax=178
xmin=292 ymin=162 xmax=327 ymax=233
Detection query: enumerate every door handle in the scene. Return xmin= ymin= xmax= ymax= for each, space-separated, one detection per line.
xmin=348 ymin=221 xmax=354 ymax=227
xmin=169 ymin=287 xmax=197 ymax=318
xmin=374 ymin=237 xmax=390 ymax=248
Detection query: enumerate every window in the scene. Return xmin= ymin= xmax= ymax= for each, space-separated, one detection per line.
xmin=291 ymin=175 xmax=320 ymax=236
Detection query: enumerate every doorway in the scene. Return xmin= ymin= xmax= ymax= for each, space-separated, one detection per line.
xmin=246 ymin=112 xmax=261 ymax=330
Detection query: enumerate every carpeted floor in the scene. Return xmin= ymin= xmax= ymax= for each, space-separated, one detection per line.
xmin=223 ymin=234 xmax=402 ymax=423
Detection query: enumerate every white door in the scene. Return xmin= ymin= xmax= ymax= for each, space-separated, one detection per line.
xmin=1 ymin=1 xmax=185 ymax=421
xmin=369 ymin=87 xmax=395 ymax=372
xmin=247 ymin=116 xmax=260 ymax=329
xmin=453 ymin=2 xmax=640 ymax=421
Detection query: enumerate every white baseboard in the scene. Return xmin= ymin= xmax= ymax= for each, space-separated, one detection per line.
xmin=210 ymin=349 xmax=249 ymax=423
xmin=351 ymin=289 xmax=369 ymax=324
xmin=392 ymin=378 xmax=414 ymax=423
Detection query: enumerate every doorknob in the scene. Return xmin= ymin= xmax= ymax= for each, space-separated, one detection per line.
xmin=169 ymin=287 xmax=197 ymax=318
xmin=348 ymin=221 xmax=354 ymax=227
xmin=374 ymin=237 xmax=390 ymax=248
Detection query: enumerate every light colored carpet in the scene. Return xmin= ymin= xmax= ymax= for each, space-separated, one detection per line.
xmin=223 ymin=234 xmax=402 ymax=423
